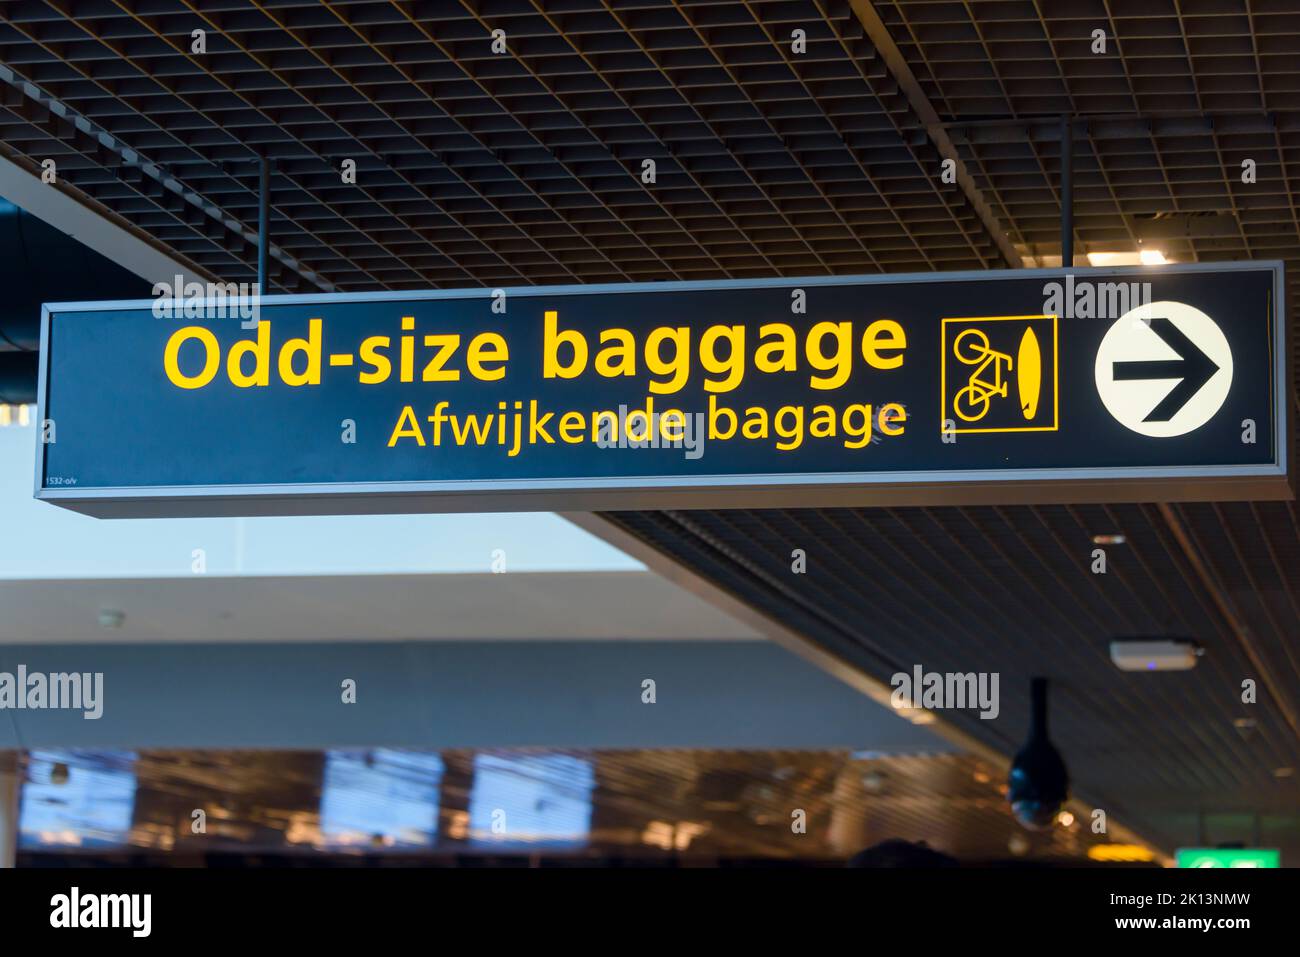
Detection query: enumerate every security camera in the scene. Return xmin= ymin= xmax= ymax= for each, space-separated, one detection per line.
xmin=1008 ymin=678 xmax=1069 ymax=830
xmin=1110 ymin=639 xmax=1201 ymax=672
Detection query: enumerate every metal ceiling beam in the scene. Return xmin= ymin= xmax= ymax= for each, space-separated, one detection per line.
xmin=945 ymin=113 xmax=1296 ymax=146
xmin=0 ymin=62 xmax=331 ymax=293
xmin=847 ymin=0 xmax=1024 ymax=269
xmin=1158 ymin=503 xmax=1300 ymax=749
xmin=0 ymin=640 xmax=944 ymax=752
xmin=0 ymin=150 xmax=210 ymax=292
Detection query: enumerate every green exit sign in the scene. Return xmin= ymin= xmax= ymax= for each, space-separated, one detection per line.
xmin=1176 ymin=848 xmax=1280 ymax=868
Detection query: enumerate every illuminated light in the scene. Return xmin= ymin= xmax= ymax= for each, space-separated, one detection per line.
xmin=892 ymin=703 xmax=936 ymax=726
xmin=1084 ymin=250 xmax=1170 ymax=268
xmin=1274 ymin=767 xmax=1295 ymax=779
xmin=1086 ymin=251 xmax=1141 ymax=267
xmin=1057 ymin=811 xmax=1075 ymax=827
xmin=1091 ymin=533 xmax=1126 ymax=546
xmin=284 ymin=812 xmax=321 ymax=846
xmin=674 ymin=821 xmax=710 ymax=851
xmin=0 ymin=403 xmax=30 ymax=427
xmin=641 ymin=820 xmax=675 ymax=850
xmin=638 ymin=819 xmax=711 ymax=851
xmin=1088 ymin=843 xmax=1158 ymax=863
xmin=973 ymin=770 xmax=991 ymax=784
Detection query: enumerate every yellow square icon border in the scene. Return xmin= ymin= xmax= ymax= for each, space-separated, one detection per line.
xmin=941 ymin=314 xmax=1060 ymax=435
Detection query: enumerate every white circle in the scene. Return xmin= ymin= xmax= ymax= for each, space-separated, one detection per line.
xmin=1094 ymin=300 xmax=1232 ymax=437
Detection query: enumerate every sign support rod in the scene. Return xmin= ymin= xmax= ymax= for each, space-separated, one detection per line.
xmin=1061 ymin=115 xmax=1074 ymax=267
xmin=257 ymin=156 xmax=270 ymax=295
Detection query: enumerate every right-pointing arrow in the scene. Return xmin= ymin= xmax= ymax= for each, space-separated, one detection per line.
xmin=1112 ymin=317 xmax=1220 ymax=422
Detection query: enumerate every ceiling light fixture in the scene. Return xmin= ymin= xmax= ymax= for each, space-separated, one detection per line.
xmin=97 ymin=609 xmax=125 ymax=629
xmin=1110 ymin=639 xmax=1202 ymax=672
xmin=1085 ymin=250 xmax=1171 ymax=267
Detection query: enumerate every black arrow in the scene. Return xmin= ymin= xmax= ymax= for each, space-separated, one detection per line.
xmin=1112 ymin=317 xmax=1220 ymax=422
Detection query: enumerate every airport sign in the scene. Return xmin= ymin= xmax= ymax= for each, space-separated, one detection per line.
xmin=34 ymin=262 xmax=1288 ymax=516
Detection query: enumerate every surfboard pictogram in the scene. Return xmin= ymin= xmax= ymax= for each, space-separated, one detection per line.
xmin=1017 ymin=327 xmax=1041 ymax=420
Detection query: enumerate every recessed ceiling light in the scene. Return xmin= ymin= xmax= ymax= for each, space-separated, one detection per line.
xmin=1092 ymin=533 xmax=1126 ymax=545
xmin=1085 ymin=250 xmax=1171 ymax=268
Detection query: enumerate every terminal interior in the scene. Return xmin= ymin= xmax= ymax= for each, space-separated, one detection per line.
xmin=0 ymin=1 xmax=1297 ymax=868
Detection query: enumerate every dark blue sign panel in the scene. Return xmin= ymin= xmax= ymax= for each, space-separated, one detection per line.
xmin=35 ymin=264 xmax=1289 ymax=517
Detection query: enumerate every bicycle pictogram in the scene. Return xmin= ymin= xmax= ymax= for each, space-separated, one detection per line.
xmin=940 ymin=315 xmax=1058 ymax=434
xmin=952 ymin=329 xmax=1013 ymax=422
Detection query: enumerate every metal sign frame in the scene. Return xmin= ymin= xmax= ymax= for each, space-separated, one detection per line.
xmin=34 ymin=262 xmax=1290 ymax=518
